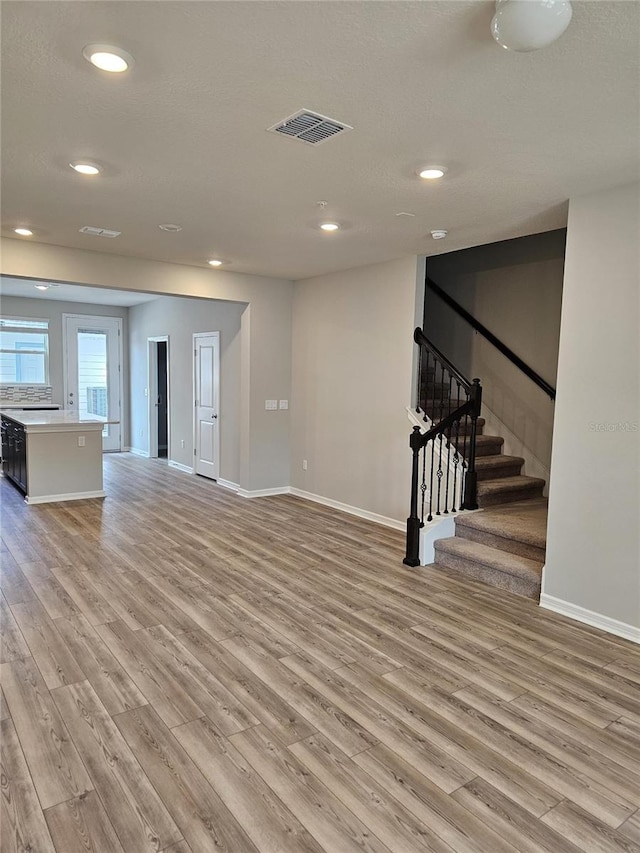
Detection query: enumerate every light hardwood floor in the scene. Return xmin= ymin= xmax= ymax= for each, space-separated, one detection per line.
xmin=1 ymin=453 xmax=640 ymax=853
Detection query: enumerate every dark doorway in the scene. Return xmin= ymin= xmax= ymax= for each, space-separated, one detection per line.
xmin=157 ymin=340 xmax=168 ymax=458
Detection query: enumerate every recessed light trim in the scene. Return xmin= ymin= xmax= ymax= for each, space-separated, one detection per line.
xmin=207 ymin=259 xmax=224 ymax=267
xmin=14 ymin=227 xmax=33 ymax=236
xmin=70 ymin=162 xmax=101 ymax=175
xmin=82 ymin=44 xmax=134 ymax=73
xmin=159 ymin=224 xmax=183 ymax=232
xmin=320 ymin=222 xmax=340 ymax=232
xmin=418 ymin=166 xmax=448 ymax=180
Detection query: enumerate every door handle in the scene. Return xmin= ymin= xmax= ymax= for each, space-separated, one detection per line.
xmin=212 ymin=414 xmax=218 ymax=419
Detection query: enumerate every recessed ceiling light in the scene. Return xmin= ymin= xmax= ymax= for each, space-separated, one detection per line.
xmin=82 ymin=44 xmax=134 ymax=73
xmin=320 ymin=222 xmax=340 ymax=232
xmin=418 ymin=167 xmax=448 ymax=180
xmin=34 ymin=284 xmax=50 ymax=291
xmin=70 ymin=162 xmax=101 ymax=175
xmin=14 ymin=227 xmax=33 ymax=236
xmin=159 ymin=224 xmax=183 ymax=232
xmin=207 ymin=259 xmax=224 ymax=267
xmin=431 ymin=229 xmax=448 ymax=240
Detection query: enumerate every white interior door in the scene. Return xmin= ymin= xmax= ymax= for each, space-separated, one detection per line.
xmin=194 ymin=332 xmax=220 ymax=479
xmin=64 ymin=315 xmax=122 ymax=452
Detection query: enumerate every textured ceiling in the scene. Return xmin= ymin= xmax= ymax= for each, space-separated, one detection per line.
xmin=0 ymin=276 xmax=159 ymax=307
xmin=1 ymin=1 xmax=638 ymax=280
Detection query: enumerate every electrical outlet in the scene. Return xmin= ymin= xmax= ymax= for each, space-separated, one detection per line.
xmin=302 ymin=459 xmax=308 ymax=470
xmin=78 ymin=435 xmax=85 ymax=447
xmin=181 ymin=439 xmax=185 ymax=448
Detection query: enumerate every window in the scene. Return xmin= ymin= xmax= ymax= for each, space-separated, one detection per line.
xmin=0 ymin=318 xmax=49 ymax=384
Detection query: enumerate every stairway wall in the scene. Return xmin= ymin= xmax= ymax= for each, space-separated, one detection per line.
xmin=425 ymin=230 xmax=565 ymax=476
xmin=542 ymin=182 xmax=640 ymax=639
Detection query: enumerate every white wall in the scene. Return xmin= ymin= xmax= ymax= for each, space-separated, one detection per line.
xmin=0 ymin=239 xmax=293 ymax=491
xmin=0 ymin=294 xmax=130 ymax=445
xmin=128 ymin=295 xmax=244 ymax=480
xmin=291 ymin=256 xmax=422 ymax=525
xmin=542 ymin=182 xmax=640 ymax=636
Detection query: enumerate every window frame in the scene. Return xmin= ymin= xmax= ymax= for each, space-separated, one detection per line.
xmin=0 ymin=316 xmax=51 ymax=385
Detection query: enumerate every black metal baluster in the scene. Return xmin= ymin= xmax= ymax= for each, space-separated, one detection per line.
xmin=427 ymin=436 xmax=435 ymax=521
xmin=416 ymin=342 xmax=423 ymax=413
xmin=451 ymin=381 xmax=462 ymax=511
xmin=444 ymin=424 xmax=452 ymax=513
xmin=435 ymin=434 xmax=443 ymax=515
xmin=420 ymin=444 xmax=427 ymax=524
xmin=461 ymin=407 xmax=469 ymax=512
xmin=422 ymin=350 xmax=430 ymax=421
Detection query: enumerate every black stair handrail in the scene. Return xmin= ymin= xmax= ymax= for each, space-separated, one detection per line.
xmin=404 ymin=329 xmax=482 ymax=567
xmin=426 ymin=276 xmax=556 ymax=401
xmin=414 ymin=327 xmax=472 ymax=392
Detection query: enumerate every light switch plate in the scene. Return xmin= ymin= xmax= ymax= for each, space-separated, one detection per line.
xmin=279 ymin=400 xmax=288 ymax=410
xmin=265 ymin=399 xmax=278 ymax=410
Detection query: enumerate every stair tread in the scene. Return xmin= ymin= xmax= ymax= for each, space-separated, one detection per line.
xmin=455 ymin=499 xmax=547 ymax=548
xmin=477 ymin=475 xmax=545 ymax=494
xmin=434 ymin=536 xmax=543 ymax=580
xmin=475 ymin=454 xmax=525 ymax=469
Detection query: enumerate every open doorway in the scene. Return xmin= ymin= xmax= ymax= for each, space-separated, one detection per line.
xmin=148 ymin=336 xmax=170 ymax=459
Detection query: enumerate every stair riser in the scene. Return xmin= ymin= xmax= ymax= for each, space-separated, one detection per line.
xmin=470 ymin=440 xmax=504 ymax=458
xmin=477 ymin=483 xmax=544 ymax=508
xmin=476 ymin=462 xmax=523 ymax=481
xmin=455 ymin=525 xmax=546 ymax=562
xmin=432 ymin=550 xmax=540 ymax=599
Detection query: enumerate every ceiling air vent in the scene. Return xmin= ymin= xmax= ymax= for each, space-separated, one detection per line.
xmin=79 ymin=226 xmax=121 ymax=238
xmin=268 ymin=110 xmax=353 ymax=145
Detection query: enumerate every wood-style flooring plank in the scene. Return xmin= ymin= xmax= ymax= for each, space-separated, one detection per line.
xmin=0 ymin=592 xmax=30 ymax=663
xmin=44 ymin=790 xmax=125 ymax=853
xmin=11 ymin=598 xmax=86 ymax=689
xmin=52 ymin=680 xmax=182 ymax=853
xmin=173 ymin=716 xmax=325 ymax=853
xmin=229 ymin=724 xmax=393 ymax=853
xmin=541 ymin=799 xmax=640 ymax=853
xmin=1 ymin=716 xmax=56 ymax=853
xmin=114 ymin=704 xmax=261 ymax=853
xmin=54 ymin=613 xmax=148 ymax=716
xmin=0 ymin=657 xmax=93 ymax=809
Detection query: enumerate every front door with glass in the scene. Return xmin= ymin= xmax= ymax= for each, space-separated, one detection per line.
xmin=63 ymin=315 xmax=122 ymax=452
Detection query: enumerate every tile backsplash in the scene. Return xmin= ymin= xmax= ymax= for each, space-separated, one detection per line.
xmin=0 ymin=385 xmax=53 ymax=403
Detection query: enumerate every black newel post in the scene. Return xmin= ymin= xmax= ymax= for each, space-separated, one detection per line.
xmin=463 ymin=378 xmax=482 ymax=510
xmin=404 ymin=426 xmax=423 ymax=567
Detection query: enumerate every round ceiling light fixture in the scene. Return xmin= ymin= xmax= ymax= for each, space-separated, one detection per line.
xmin=418 ymin=167 xmax=447 ymax=180
xmin=207 ymin=259 xmax=224 ymax=267
xmin=430 ymin=230 xmax=448 ymax=240
xmin=320 ymin=222 xmax=340 ymax=232
xmin=70 ymin=162 xmax=101 ymax=175
xmin=82 ymin=44 xmax=134 ymax=73
xmin=491 ymin=0 xmax=572 ymax=52
xmin=14 ymin=227 xmax=34 ymax=236
xmin=159 ymin=224 xmax=183 ymax=232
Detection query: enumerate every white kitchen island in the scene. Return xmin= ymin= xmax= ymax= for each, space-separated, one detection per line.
xmin=0 ymin=409 xmax=116 ymax=504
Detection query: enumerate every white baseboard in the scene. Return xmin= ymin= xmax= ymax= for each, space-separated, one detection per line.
xmin=216 ymin=478 xmax=239 ymax=492
xmin=168 ymin=460 xmax=194 ymax=474
xmin=539 ymin=593 xmax=640 ymax=645
xmin=126 ymin=447 xmax=150 ymax=458
xmin=26 ymin=490 xmax=106 ymax=505
xmin=289 ymin=487 xmax=404 ymax=531
xmin=237 ymin=486 xmax=290 ymax=498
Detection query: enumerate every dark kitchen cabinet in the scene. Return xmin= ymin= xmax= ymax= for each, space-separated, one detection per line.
xmin=1 ymin=416 xmax=27 ymax=494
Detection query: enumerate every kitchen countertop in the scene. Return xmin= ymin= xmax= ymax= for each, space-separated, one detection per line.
xmin=0 ymin=403 xmax=61 ymax=410
xmin=0 ymin=409 xmax=117 ymax=430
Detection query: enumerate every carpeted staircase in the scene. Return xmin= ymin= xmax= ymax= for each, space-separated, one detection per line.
xmin=422 ymin=377 xmax=548 ymax=599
